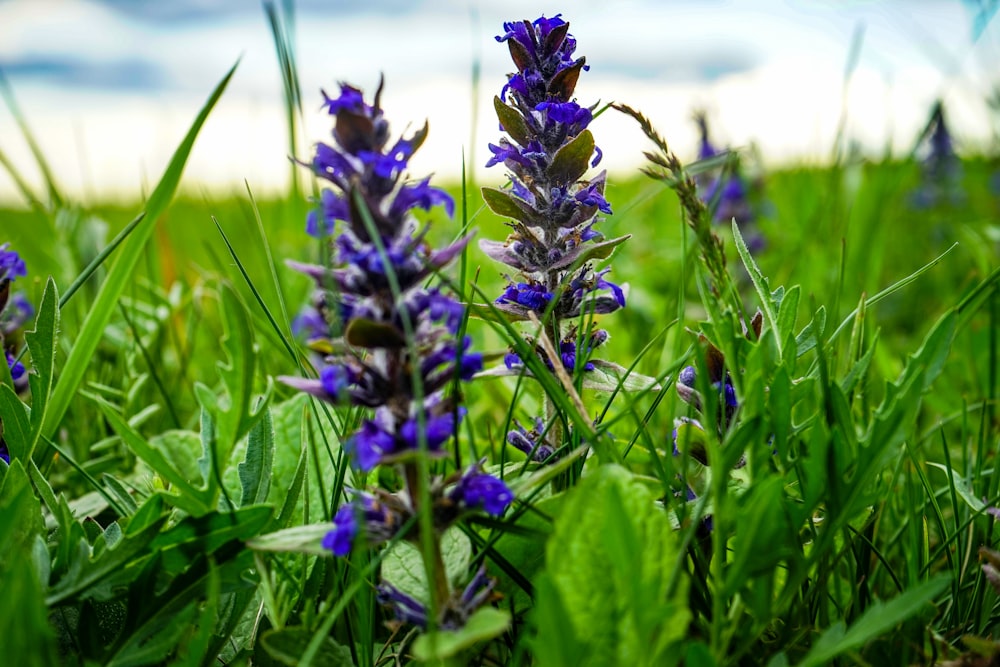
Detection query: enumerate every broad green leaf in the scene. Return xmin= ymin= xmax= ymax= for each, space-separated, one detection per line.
xmin=239 ymin=406 xmax=275 ymax=507
xmin=413 ymin=607 xmax=511 ymax=661
xmin=42 ymin=61 xmax=239 ymax=449
xmin=540 ymin=465 xmax=689 ymax=666
xmin=381 ymin=527 xmax=472 ymax=602
xmin=0 ymin=384 xmax=30 ymax=461
xmin=46 ymin=507 xmax=168 ymax=605
xmin=493 ymin=95 xmax=530 ymax=146
xmin=733 ymin=220 xmax=782 ymax=359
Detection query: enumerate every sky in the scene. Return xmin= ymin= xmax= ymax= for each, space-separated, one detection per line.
xmin=0 ymin=0 xmax=998 ymax=202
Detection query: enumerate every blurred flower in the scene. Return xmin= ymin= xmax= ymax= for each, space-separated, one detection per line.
xmin=0 ymin=244 xmax=26 ymax=283
xmin=447 ymin=462 xmax=514 ymax=516
xmin=693 ymin=112 xmax=764 ymax=250
xmin=911 ymin=101 xmax=963 ymax=209
xmin=322 ymin=490 xmax=401 ymax=557
xmin=506 ymin=417 xmax=557 ymax=462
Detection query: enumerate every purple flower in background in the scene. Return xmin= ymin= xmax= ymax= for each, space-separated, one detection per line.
xmin=6 ymin=350 xmax=25 ymax=382
xmin=911 ymin=101 xmax=963 ymax=209
xmin=693 ymin=111 xmax=759 ymax=237
xmin=0 ymin=244 xmax=26 ymax=283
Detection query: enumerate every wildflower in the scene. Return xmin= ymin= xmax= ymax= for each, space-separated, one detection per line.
xmin=281 ymin=82 xmax=510 ymax=637
xmin=0 ymin=244 xmax=26 ymax=283
xmin=377 ymin=565 xmax=500 ymax=631
xmin=506 ymin=417 xmax=557 ymax=462
xmin=481 ymin=14 xmax=628 ymax=379
xmin=448 ymin=462 xmax=514 ymax=516
xmin=693 ymin=112 xmax=761 ymax=249
xmin=280 ymin=81 xmax=482 ymax=471
xmin=322 ymin=491 xmax=401 ymax=557
xmin=911 ymin=101 xmax=963 ymax=209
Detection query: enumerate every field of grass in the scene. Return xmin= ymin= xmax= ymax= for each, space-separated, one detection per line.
xmin=2 ymin=16 xmax=1000 ymax=666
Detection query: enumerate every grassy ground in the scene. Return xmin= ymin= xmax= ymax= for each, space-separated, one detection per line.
xmin=1 ymin=144 xmax=999 ymax=665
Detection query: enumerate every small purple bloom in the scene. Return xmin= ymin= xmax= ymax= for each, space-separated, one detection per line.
xmin=0 ymin=441 xmax=8 ymax=465
xmin=347 ymin=418 xmax=397 ymax=471
xmin=377 ymin=583 xmax=429 ymax=629
xmin=6 ymin=350 xmax=25 ymax=381
xmin=497 ymin=281 xmax=552 ymax=311
xmin=449 ymin=464 xmax=514 ymax=516
xmin=399 ymin=409 xmax=463 ymax=452
xmin=322 ymin=492 xmax=397 ymax=557
xmin=507 ymin=417 xmax=556 ymax=462
xmin=0 ymin=244 xmax=26 ymax=283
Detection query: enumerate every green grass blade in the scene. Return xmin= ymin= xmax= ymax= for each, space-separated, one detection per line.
xmin=40 ymin=60 xmax=240 ymax=449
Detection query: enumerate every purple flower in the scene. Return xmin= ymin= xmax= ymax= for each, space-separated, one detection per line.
xmin=0 ymin=244 xmax=26 ymax=283
xmin=497 ymin=281 xmax=552 ymax=311
xmin=506 ymin=417 xmax=557 ymax=462
xmin=323 ymin=491 xmax=397 ymax=557
xmin=347 ymin=416 xmax=398 ymax=472
xmin=6 ymin=350 xmax=25 ymax=382
xmin=377 ymin=583 xmax=430 ymax=629
xmin=292 ymin=304 xmax=328 ymax=341
xmin=0 ymin=441 xmax=8 ymax=465
xmin=449 ymin=463 xmax=514 ymax=516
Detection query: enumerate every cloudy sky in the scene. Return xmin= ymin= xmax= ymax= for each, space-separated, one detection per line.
xmin=0 ymin=0 xmax=997 ymax=201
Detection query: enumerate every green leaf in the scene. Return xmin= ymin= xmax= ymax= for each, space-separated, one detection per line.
xmin=494 ymin=95 xmax=530 ymax=146
xmin=381 ymin=528 xmax=472 ymax=602
xmin=46 ymin=506 xmax=168 ymax=605
xmin=95 ymin=398 xmax=210 ymax=515
xmin=247 ymin=523 xmax=333 ymax=556
xmin=926 ymin=463 xmax=987 ymax=512
xmin=481 ymin=186 xmax=537 ymax=224
xmin=776 ymin=284 xmax=800 ymax=341
xmin=344 ymin=316 xmax=406 ymax=348
xmin=239 ymin=405 xmax=275 ymax=507
xmin=41 ymin=61 xmax=239 ymax=449
xmin=412 ymin=607 xmax=511 ymax=661
xmin=547 ymin=130 xmax=595 ymax=185
xmin=796 ymin=575 xmax=949 ymax=667
xmin=24 ymin=276 xmax=59 ymax=459
xmin=539 ymin=465 xmax=689 ymax=666
xmin=733 ymin=220 xmax=783 ymax=360
xmin=259 ymin=626 xmax=354 ymax=666
xmin=0 ymin=384 xmax=30 ymax=461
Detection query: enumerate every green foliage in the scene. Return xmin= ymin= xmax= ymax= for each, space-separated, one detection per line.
xmin=531 ymin=465 xmax=690 ymax=666
xmin=0 ymin=27 xmax=998 ymax=665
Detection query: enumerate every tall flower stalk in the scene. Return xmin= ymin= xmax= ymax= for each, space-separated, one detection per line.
xmin=280 ymin=81 xmax=512 ymax=629
xmin=480 ymin=15 xmax=634 ymax=455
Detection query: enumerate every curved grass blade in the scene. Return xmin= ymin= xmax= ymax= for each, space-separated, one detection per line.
xmin=39 ymin=60 xmax=240 ymax=457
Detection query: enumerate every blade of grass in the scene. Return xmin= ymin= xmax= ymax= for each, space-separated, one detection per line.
xmin=39 ymin=60 xmax=240 ymax=456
